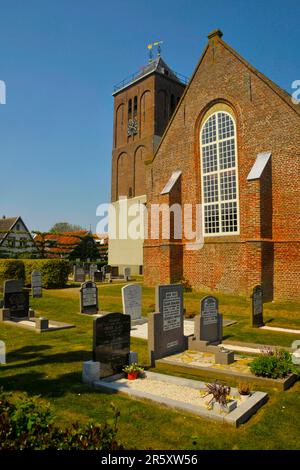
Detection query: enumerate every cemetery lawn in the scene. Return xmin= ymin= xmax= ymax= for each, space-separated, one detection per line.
xmin=0 ymin=283 xmax=299 ymax=450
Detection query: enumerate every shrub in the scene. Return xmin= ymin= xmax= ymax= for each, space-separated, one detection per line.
xmin=0 ymin=259 xmax=25 ymax=290
xmin=23 ymin=259 xmax=69 ymax=288
xmin=250 ymin=348 xmax=297 ymax=379
xmin=0 ymin=390 xmax=123 ymax=450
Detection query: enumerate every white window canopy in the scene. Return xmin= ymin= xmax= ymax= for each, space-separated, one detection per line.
xmin=160 ymin=170 xmax=182 ymax=195
xmin=247 ymin=152 xmax=272 ymax=181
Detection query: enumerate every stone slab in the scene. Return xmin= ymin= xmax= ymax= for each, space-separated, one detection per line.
xmin=130 ymin=319 xmax=235 ymax=340
xmin=157 ymin=357 xmax=297 ymax=391
xmin=0 ymin=318 xmax=75 ymax=333
xmin=260 ymin=325 xmax=300 ymax=335
xmin=93 ymin=371 xmax=268 ymax=427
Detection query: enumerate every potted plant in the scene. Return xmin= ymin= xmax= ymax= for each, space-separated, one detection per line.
xmin=238 ymin=381 xmax=252 ymax=401
xmin=123 ymin=364 xmax=144 ymax=380
xmin=202 ymin=381 xmax=236 ymax=412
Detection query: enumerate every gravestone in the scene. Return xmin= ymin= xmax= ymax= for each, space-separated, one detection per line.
xmin=122 ymin=284 xmax=142 ymax=323
xmin=90 ymin=264 xmax=98 ymax=279
xmin=84 ymin=263 xmax=90 ymax=275
xmin=124 ymin=267 xmax=131 ymax=281
xmin=80 ymin=281 xmax=98 ymax=314
xmin=3 ymin=280 xmax=29 ymax=319
xmin=82 ymin=360 xmax=100 ymax=384
xmin=31 ymin=270 xmax=42 ymax=298
xmin=195 ymin=296 xmax=223 ymax=344
xmin=93 ymin=313 xmax=131 ymax=378
xmin=148 ymin=284 xmax=185 ymax=365
xmin=93 ymin=270 xmax=103 ymax=283
xmin=74 ymin=266 xmax=86 ymax=283
xmin=0 ymin=340 xmax=5 ymax=364
xmin=251 ymin=285 xmax=264 ymax=327
xmin=111 ymin=266 xmax=119 ymax=277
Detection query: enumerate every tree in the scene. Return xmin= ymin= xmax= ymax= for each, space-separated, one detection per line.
xmin=32 ymin=231 xmax=58 ymax=258
xmin=68 ymin=235 xmax=99 ymax=261
xmin=49 ymin=222 xmax=85 ymax=233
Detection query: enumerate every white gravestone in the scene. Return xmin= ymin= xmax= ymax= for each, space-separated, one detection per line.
xmin=0 ymin=340 xmax=6 ymax=364
xmin=124 ymin=267 xmax=131 ymax=281
xmin=122 ymin=284 xmax=142 ymax=323
xmin=31 ymin=270 xmax=42 ymax=298
xmin=90 ymin=264 xmax=98 ymax=279
xmin=82 ymin=360 xmax=100 ymax=383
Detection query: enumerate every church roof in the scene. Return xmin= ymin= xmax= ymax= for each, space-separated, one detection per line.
xmin=150 ymin=29 xmax=300 ymax=163
xmin=113 ymin=56 xmax=188 ymax=95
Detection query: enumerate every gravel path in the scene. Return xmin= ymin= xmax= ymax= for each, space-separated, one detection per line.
xmin=118 ymin=377 xmax=209 ymax=408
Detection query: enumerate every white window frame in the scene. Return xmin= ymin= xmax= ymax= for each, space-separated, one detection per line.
xmin=200 ymin=110 xmax=240 ymax=237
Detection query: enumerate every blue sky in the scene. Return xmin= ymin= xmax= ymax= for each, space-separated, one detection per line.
xmin=0 ymin=0 xmax=299 ymax=232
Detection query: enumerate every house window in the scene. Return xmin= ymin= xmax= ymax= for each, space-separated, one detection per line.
xmin=7 ymin=238 xmax=16 ymax=248
xmin=16 ymin=224 xmax=20 ymax=231
xmin=19 ymin=238 xmax=27 ymax=248
xmin=200 ymin=110 xmax=239 ymax=236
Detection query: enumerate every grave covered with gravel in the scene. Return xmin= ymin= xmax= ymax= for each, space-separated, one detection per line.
xmin=93 ymin=371 xmax=268 ymax=427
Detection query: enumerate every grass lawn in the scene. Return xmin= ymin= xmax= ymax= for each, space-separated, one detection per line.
xmin=0 ymin=283 xmax=299 ymax=450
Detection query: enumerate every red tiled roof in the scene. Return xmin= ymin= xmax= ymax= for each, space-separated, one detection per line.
xmin=35 ymin=231 xmax=90 ymax=255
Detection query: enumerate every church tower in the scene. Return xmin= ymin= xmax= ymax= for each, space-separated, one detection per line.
xmin=109 ymin=50 xmax=187 ymax=275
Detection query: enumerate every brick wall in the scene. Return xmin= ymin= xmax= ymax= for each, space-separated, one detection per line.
xmin=144 ymin=31 xmax=300 ymax=301
xmin=111 ymin=73 xmax=185 ymax=202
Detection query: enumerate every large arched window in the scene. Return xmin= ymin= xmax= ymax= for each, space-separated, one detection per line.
xmin=200 ymin=110 xmax=239 ymax=236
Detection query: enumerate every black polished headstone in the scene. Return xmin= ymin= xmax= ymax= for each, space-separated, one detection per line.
xmin=197 ymin=296 xmax=222 ymax=343
xmin=93 ymin=313 xmax=131 ymax=378
xmin=93 ymin=270 xmax=103 ymax=283
xmin=3 ymin=279 xmax=29 ymax=319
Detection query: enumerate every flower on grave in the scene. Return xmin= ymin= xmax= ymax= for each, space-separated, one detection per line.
xmin=260 ymin=346 xmax=276 ymax=356
xmin=202 ymin=381 xmax=231 ymax=409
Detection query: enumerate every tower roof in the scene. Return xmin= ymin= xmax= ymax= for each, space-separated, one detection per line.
xmin=113 ymin=56 xmax=188 ymax=95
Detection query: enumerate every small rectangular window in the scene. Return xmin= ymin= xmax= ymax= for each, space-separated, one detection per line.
xmin=128 ymin=99 xmax=132 ymax=117
xmin=133 ymin=96 xmax=137 ymax=114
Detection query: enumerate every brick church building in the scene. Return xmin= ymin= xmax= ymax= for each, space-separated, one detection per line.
xmin=109 ymin=30 xmax=300 ymax=301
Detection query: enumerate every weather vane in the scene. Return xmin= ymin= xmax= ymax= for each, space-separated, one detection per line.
xmin=147 ymin=41 xmax=163 ymax=62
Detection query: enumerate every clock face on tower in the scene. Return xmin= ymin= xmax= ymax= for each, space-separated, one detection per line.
xmin=127 ymin=118 xmax=138 ymax=136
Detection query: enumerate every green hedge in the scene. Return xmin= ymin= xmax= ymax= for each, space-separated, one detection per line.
xmin=0 ymin=258 xmax=69 ymax=289
xmin=23 ymin=259 xmax=70 ymax=288
xmin=0 ymin=259 xmax=25 ymax=290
